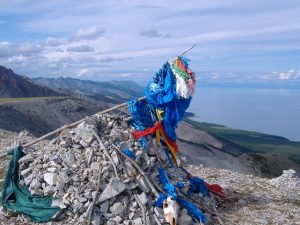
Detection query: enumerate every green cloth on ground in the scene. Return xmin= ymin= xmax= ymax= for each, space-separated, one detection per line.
xmin=1 ymin=146 xmax=60 ymax=222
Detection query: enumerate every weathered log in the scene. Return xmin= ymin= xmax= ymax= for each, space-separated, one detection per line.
xmin=85 ymin=162 xmax=103 ymax=225
xmin=134 ymin=193 xmax=147 ymax=225
xmin=111 ymin=144 xmax=159 ymax=197
xmin=92 ymin=130 xmax=119 ymax=179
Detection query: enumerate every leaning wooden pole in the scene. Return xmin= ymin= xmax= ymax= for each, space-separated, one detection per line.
xmin=0 ymin=96 xmax=146 ymax=159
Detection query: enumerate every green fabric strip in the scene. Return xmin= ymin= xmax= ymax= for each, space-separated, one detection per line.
xmin=1 ymin=146 xmax=60 ymax=222
xmin=171 ymin=61 xmax=190 ymax=80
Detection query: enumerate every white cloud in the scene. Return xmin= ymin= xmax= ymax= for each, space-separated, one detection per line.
xmin=43 ymin=51 xmax=70 ymax=62
xmin=72 ymin=26 xmax=105 ymax=41
xmin=7 ymin=55 xmax=26 ymax=64
xmin=48 ymin=63 xmax=58 ymax=68
xmin=261 ymin=69 xmax=300 ymax=81
xmin=19 ymin=43 xmax=43 ymax=55
xmin=96 ymin=55 xmax=132 ymax=63
xmin=0 ymin=41 xmax=10 ymax=45
xmin=0 ymin=42 xmax=43 ymax=57
xmin=44 ymin=37 xmax=62 ymax=46
xmin=278 ymin=73 xmax=289 ymax=80
xmin=277 ymin=69 xmax=299 ymax=80
xmin=66 ymin=45 xmax=94 ymax=52
xmin=77 ymin=68 xmax=89 ymax=76
xmin=140 ymin=28 xmax=170 ymax=38
xmin=118 ymin=73 xmax=131 ymax=78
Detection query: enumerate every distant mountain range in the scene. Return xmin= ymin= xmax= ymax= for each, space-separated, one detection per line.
xmin=0 ymin=64 xmax=145 ymax=136
xmin=0 ymin=65 xmax=144 ymax=102
xmin=33 ymin=77 xmax=144 ymax=102
xmin=0 ymin=66 xmax=63 ymax=98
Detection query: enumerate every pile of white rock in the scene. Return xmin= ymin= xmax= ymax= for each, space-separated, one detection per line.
xmin=269 ymin=169 xmax=300 ymax=191
xmin=18 ymin=114 xmax=201 ymax=225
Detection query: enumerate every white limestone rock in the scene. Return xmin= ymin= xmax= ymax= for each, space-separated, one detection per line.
xmin=43 ymin=172 xmax=58 ymax=186
xmin=98 ymin=177 xmax=126 ymax=203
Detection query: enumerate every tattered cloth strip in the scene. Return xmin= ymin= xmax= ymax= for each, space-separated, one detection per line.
xmin=205 ymin=183 xmax=225 ymax=198
xmin=153 ymin=167 xmax=207 ymax=223
xmin=128 ymin=99 xmax=155 ymax=148
xmin=128 ymin=99 xmax=155 ymax=130
xmin=132 ymin=120 xmax=178 ymax=164
xmin=170 ymin=57 xmax=196 ymax=99
xmin=188 ymin=177 xmax=210 ymax=197
xmin=1 ymin=146 xmax=60 ymax=222
xmin=158 ymin=167 xmax=177 ymax=199
xmin=180 ymin=167 xmax=225 ymax=198
xmin=121 ymin=148 xmax=136 ymax=160
xmin=176 ymin=197 xmax=207 ymax=223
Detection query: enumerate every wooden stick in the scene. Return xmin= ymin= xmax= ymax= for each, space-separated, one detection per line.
xmin=92 ymin=130 xmax=119 ymax=179
xmin=211 ymin=206 xmax=224 ymax=225
xmin=111 ymin=144 xmax=159 ymax=197
xmin=205 ymin=197 xmax=225 ymax=225
xmin=116 ymin=150 xmax=130 ymax=178
xmin=85 ymin=163 xmax=103 ymax=224
xmin=134 ymin=193 xmax=147 ymax=225
xmin=0 ymin=96 xmax=146 ymax=159
xmin=179 ymin=44 xmax=197 ymax=57
xmin=0 ymin=152 xmax=8 ymax=159
xmin=154 ymin=214 xmax=162 ymax=225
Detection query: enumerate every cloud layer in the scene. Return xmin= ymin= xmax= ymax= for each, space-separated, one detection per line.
xmin=72 ymin=26 xmax=105 ymax=41
xmin=0 ymin=0 xmax=300 ymax=85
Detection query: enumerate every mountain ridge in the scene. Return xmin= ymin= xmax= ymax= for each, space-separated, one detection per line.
xmin=0 ymin=66 xmax=64 ymax=98
xmin=33 ymin=76 xmax=144 ymax=103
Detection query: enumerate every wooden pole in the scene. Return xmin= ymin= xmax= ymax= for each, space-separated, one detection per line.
xmin=111 ymin=144 xmax=160 ymax=197
xmin=134 ymin=193 xmax=148 ymax=225
xmin=179 ymin=44 xmax=197 ymax=57
xmin=92 ymin=130 xmax=119 ymax=179
xmin=86 ymin=164 xmax=102 ymax=225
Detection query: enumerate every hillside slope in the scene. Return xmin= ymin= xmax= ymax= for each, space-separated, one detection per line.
xmin=0 ymin=66 xmax=63 ymax=98
xmin=0 ymin=96 xmax=109 ymax=136
xmin=183 ymin=116 xmax=300 ymax=177
xmin=177 ymin=122 xmax=251 ymax=173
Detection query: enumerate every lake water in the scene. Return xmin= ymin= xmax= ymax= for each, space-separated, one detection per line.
xmin=189 ymin=86 xmax=300 ymax=141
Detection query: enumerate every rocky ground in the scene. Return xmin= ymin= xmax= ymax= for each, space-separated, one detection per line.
xmin=187 ymin=167 xmax=300 ymax=225
xmin=0 ymin=119 xmax=300 ymax=225
xmin=177 ymin=122 xmax=252 ymax=174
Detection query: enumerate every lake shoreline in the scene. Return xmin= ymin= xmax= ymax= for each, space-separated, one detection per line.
xmin=184 ymin=113 xmax=300 ymax=164
xmin=189 ymin=86 xmax=300 ymax=141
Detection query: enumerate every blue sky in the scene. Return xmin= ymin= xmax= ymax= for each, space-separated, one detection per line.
xmin=1 ymin=0 xmax=300 ymax=85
